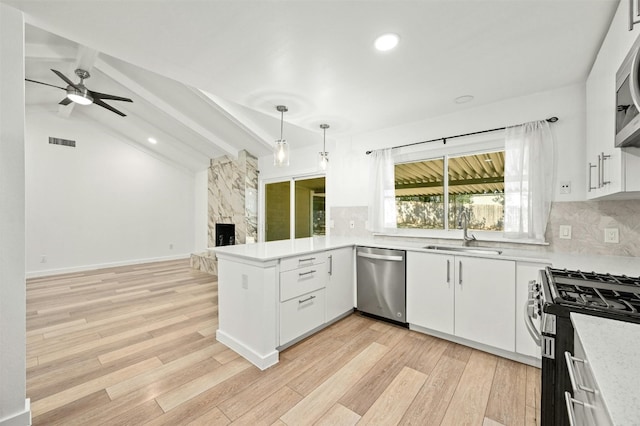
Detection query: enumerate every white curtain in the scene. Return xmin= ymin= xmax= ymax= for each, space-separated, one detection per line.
xmin=503 ymin=120 xmax=555 ymax=241
xmin=367 ymin=148 xmax=397 ymax=232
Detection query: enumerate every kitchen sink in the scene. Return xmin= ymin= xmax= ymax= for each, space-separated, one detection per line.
xmin=423 ymin=245 xmax=503 ymax=255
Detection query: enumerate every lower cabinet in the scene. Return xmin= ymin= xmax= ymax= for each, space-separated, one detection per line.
xmin=280 ymin=288 xmax=326 ymax=345
xmin=278 ymin=248 xmax=354 ymax=347
xmin=406 ymin=252 xmax=454 ymax=334
xmin=325 ymin=247 xmax=355 ymax=321
xmin=407 ymin=251 xmax=516 ymax=352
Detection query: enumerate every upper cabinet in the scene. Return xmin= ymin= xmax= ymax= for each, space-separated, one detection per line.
xmin=586 ymin=0 xmax=640 ymax=200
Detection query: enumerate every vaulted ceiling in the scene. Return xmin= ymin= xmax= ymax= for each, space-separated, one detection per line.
xmin=4 ymin=0 xmax=618 ymax=172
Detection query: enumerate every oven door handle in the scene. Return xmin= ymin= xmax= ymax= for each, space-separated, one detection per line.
xmin=524 ymin=300 xmax=541 ymax=346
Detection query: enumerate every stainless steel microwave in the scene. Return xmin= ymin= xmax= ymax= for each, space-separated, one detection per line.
xmin=615 ymin=40 xmax=640 ymax=147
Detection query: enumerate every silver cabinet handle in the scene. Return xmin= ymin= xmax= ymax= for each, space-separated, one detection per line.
xmin=564 ymin=391 xmax=589 ymax=426
xmin=524 ymin=300 xmax=541 ymax=346
xmin=458 ymin=261 xmax=462 ymax=285
xmin=597 ymin=154 xmax=602 ymax=188
xmin=298 ymin=257 xmax=316 ymax=263
xmin=588 ymin=163 xmax=597 ymax=192
xmin=446 ymin=259 xmax=450 ymax=283
xmin=564 ymin=351 xmax=595 ymax=394
xmin=298 ymin=270 xmax=316 ymax=277
xmin=298 ymin=295 xmax=316 ymax=304
xmin=357 ymin=252 xmax=403 ymax=261
xmin=601 ymin=152 xmax=611 ymax=186
xmin=328 ymin=255 xmax=333 ymax=276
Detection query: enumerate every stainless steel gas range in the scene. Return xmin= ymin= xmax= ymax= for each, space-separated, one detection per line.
xmin=525 ymin=267 xmax=640 ymax=426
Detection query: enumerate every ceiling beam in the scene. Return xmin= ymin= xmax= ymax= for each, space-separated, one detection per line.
xmin=395 ymin=176 xmax=504 ymax=190
xmin=94 ymin=58 xmax=239 ymax=158
xmin=192 ymin=89 xmax=274 ymax=152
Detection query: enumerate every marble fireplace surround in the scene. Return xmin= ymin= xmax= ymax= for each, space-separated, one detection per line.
xmin=191 ymin=150 xmax=258 ymax=275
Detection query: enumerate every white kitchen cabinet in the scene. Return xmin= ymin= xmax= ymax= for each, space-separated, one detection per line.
xmin=280 ymin=288 xmax=326 ymax=345
xmin=406 ymin=251 xmax=454 ymax=335
xmin=279 ymin=255 xmax=327 ymax=346
xmin=407 ymin=251 xmax=515 ymax=352
xmin=514 ymin=261 xmax=550 ymax=359
xmin=586 ymin=0 xmax=640 ymax=200
xmin=325 ymin=246 xmax=354 ymax=321
xmin=454 ymin=256 xmax=516 ymax=352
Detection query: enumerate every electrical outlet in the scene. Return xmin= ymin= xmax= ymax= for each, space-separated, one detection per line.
xmin=559 ymin=225 xmax=572 ymax=240
xmin=40 ymin=255 xmax=47 ymax=263
xmin=349 ymin=220 xmax=355 ymax=229
xmin=560 ymin=181 xmax=571 ymax=194
xmin=169 ymin=243 xmax=174 ymax=250
xmin=242 ymin=274 xmax=249 ymax=289
xmin=604 ymin=228 xmax=619 ymax=244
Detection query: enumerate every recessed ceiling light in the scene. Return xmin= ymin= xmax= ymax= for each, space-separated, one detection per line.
xmin=454 ymin=95 xmax=474 ymax=104
xmin=147 ymin=137 xmax=157 ymax=144
xmin=374 ymin=33 xmax=399 ymax=51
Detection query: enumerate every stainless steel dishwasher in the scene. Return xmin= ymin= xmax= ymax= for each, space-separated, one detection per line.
xmin=356 ymin=246 xmax=406 ymax=324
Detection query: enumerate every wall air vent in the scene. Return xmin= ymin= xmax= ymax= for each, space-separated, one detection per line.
xmin=48 ymin=137 xmax=76 ymax=148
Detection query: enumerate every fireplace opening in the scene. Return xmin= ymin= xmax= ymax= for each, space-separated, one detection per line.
xmin=215 ymin=223 xmax=236 ymax=246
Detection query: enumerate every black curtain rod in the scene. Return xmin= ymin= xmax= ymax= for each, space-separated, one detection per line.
xmin=365 ymin=116 xmax=559 ymax=155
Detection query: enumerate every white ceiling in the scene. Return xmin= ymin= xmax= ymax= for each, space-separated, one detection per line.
xmin=4 ymin=0 xmax=618 ymax=171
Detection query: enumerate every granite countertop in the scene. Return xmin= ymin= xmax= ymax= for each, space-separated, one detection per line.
xmin=570 ymin=313 xmax=640 ymax=426
xmin=211 ymin=237 xmax=640 ymax=276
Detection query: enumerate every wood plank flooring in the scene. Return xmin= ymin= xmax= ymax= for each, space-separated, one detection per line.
xmin=26 ymin=259 xmax=541 ymax=425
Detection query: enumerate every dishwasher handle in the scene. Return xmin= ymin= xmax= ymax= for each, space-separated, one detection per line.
xmin=356 ymin=252 xmax=404 ymax=262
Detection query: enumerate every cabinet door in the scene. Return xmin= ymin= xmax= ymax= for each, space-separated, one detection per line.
xmin=406 ymin=251 xmax=454 ymax=335
xmin=454 ymin=256 xmax=516 ymax=352
xmin=326 ymin=247 xmax=355 ymax=321
xmin=280 ymin=288 xmax=326 ymax=345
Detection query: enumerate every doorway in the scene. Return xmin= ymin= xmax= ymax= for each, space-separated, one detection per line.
xmin=264 ymin=176 xmax=326 ymax=242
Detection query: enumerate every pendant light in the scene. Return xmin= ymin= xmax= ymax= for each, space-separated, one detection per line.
xmin=274 ymin=105 xmax=289 ymax=167
xmin=319 ymin=123 xmax=329 ymax=170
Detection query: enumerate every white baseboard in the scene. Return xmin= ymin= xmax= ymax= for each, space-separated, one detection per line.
xmin=216 ymin=329 xmax=279 ymax=371
xmin=0 ymin=399 xmax=31 ymax=426
xmin=25 ymin=254 xmax=191 ymax=279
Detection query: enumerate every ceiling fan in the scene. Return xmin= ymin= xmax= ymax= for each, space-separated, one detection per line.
xmin=25 ymin=68 xmax=133 ymax=117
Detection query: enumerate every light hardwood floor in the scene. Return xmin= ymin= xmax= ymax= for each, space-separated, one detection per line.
xmin=26 ymin=259 xmax=541 ymax=426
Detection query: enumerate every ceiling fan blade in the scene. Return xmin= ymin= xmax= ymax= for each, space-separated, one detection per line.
xmin=93 ymin=98 xmax=127 ymax=117
xmin=89 ymin=90 xmax=133 ymax=103
xmin=59 ymin=97 xmax=73 ymax=106
xmin=51 ymin=69 xmax=80 ymax=90
xmin=25 ymin=78 xmax=66 ymax=91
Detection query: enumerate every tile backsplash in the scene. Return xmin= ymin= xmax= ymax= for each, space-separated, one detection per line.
xmin=545 ymin=200 xmax=640 ymax=257
xmin=331 ymin=200 xmax=640 ymax=258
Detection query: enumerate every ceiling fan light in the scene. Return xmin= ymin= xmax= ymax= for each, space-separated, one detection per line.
xmin=66 ymin=88 xmax=93 ymax=105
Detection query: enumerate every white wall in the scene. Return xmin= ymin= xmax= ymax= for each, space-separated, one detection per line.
xmin=0 ymin=4 xmax=30 ymax=425
xmin=25 ymin=107 xmax=197 ymax=276
xmin=328 ymin=83 xmax=587 ymax=207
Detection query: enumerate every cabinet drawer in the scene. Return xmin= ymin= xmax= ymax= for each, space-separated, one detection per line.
xmin=280 ymin=288 xmax=325 ymax=345
xmin=280 ymin=253 xmax=326 ymax=272
xmin=280 ymin=264 xmax=326 ymax=302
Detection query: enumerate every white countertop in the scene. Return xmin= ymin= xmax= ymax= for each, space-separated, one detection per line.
xmin=211 ymin=237 xmax=640 ymax=276
xmin=571 ymin=313 xmax=640 ymax=426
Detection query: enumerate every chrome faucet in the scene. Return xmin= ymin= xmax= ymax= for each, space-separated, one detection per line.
xmin=460 ymin=211 xmax=476 ymax=245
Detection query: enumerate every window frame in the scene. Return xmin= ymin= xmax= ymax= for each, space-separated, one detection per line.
xmin=385 ymin=134 xmax=506 ymax=240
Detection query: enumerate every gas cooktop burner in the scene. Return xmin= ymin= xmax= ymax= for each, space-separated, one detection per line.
xmin=546 ymin=267 xmax=640 ymax=317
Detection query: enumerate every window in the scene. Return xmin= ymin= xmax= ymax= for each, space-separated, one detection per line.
xmin=394 ymin=150 xmax=505 ymax=231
